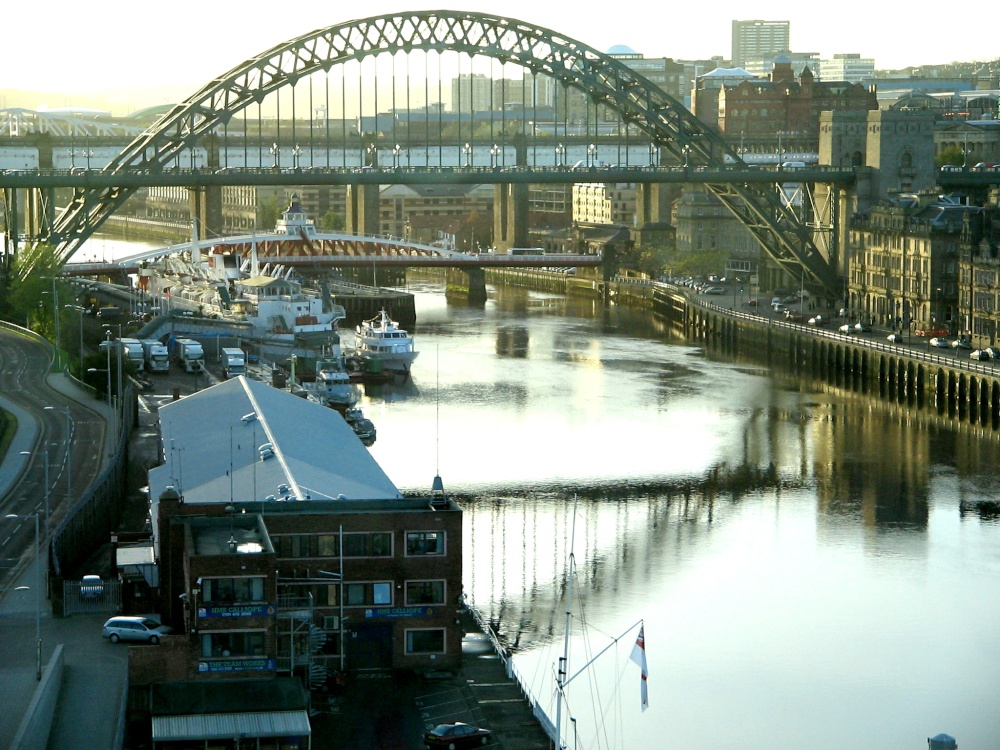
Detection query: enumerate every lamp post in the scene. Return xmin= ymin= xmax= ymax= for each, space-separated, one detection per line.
xmin=291 ymin=145 xmax=302 ymax=169
xmin=555 ymin=143 xmax=565 ymax=168
xmin=43 ymin=405 xmax=71 ymax=509
xmin=489 ymin=144 xmax=500 ymax=169
xmin=391 ymin=143 xmax=403 ymax=169
xmin=19 ymin=449 xmax=49 ymax=544
xmin=587 ymin=143 xmax=597 ymax=167
xmin=5 ymin=513 xmax=41 ymax=680
xmin=65 ymin=304 xmax=84 ymax=377
xmin=463 ymin=142 xmax=472 ymax=168
xmin=270 ymin=142 xmax=280 ymax=168
xmin=42 ymin=279 xmax=61 ymax=370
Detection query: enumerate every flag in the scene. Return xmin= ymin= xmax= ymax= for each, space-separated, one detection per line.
xmin=630 ymin=625 xmax=648 ymax=712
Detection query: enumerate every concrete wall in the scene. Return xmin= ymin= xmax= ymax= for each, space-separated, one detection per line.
xmin=9 ymin=645 xmax=65 ymax=750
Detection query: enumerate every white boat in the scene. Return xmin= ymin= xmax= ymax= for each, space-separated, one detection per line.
xmin=139 ymin=198 xmax=346 ymax=357
xmin=354 ymin=309 xmax=418 ymax=373
xmin=306 ymin=355 xmax=358 ymax=410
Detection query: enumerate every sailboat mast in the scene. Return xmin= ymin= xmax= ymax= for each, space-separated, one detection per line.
xmin=555 ymin=496 xmax=579 ymax=750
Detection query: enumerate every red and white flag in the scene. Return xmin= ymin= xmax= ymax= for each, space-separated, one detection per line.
xmin=630 ymin=625 xmax=648 ymax=712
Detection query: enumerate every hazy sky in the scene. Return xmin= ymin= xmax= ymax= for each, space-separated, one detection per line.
xmin=6 ymin=1 xmax=994 ymax=109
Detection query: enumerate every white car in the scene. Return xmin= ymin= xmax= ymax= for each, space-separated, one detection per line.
xmin=102 ymin=616 xmax=173 ymax=644
xmin=951 ymin=339 xmax=972 ymax=350
xmin=970 ymin=349 xmax=991 ymax=361
xmin=929 ymin=337 xmax=950 ymax=348
xmin=887 ymin=333 xmax=904 ymax=343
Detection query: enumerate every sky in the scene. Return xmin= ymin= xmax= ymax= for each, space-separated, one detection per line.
xmin=3 ymin=1 xmax=995 ymax=113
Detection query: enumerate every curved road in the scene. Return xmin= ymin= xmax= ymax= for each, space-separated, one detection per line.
xmin=0 ymin=325 xmax=106 ymax=593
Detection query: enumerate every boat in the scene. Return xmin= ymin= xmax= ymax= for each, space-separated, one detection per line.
xmin=354 ymin=309 xmax=419 ymax=373
xmin=138 ymin=197 xmax=347 ymax=359
xmin=343 ymin=407 xmax=377 ymax=446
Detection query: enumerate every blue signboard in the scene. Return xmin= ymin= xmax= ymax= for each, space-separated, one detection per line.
xmin=197 ymin=657 xmax=277 ymax=673
xmin=364 ymin=606 xmax=434 ymax=619
xmin=197 ymin=603 xmax=276 ymax=618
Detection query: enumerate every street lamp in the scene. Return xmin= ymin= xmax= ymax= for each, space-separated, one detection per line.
xmin=19 ymin=449 xmax=49 ymax=544
xmin=463 ymin=142 xmax=473 ymax=168
xmin=489 ymin=144 xmax=501 ymax=169
xmin=392 ymin=143 xmax=403 ymax=169
xmin=587 ymin=143 xmax=597 ymax=167
xmin=42 ymin=278 xmax=61 ymax=370
xmin=291 ymin=145 xmax=302 ymax=169
xmin=555 ymin=143 xmax=566 ymax=168
xmin=648 ymin=143 xmax=660 ymax=166
xmin=65 ymin=304 xmax=85 ymax=377
xmin=270 ymin=142 xmax=280 ymax=168
xmin=43 ymin=406 xmax=71 ymax=509
xmin=5 ymin=513 xmax=41 ymax=680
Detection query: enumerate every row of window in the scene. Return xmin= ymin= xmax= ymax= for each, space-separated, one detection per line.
xmin=272 ymin=530 xmax=445 ymax=559
xmin=199 ymin=626 xmax=447 ymax=658
xmin=281 ymin=579 xmax=447 ymax=607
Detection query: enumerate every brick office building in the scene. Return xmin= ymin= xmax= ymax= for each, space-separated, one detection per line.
xmin=127 ymin=377 xmax=464 ymax=747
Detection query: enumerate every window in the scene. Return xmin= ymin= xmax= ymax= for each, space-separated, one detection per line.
xmin=406 ymin=531 xmax=445 ymax=556
xmin=405 ymin=628 xmax=445 ymax=654
xmin=342 ymin=532 xmax=392 ymax=557
xmin=201 ymin=577 xmax=265 ymax=604
xmin=344 ymin=581 xmax=393 ymax=606
xmin=200 ymin=630 xmax=266 ymax=658
xmin=405 ymin=580 xmax=446 ymax=606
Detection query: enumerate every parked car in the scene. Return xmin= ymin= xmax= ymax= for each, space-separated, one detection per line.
xmin=808 ymin=315 xmax=828 ymax=326
xmin=929 ymin=337 xmax=950 ymax=348
xmin=702 ymin=286 xmax=725 ymax=295
xmin=424 ymin=722 xmax=492 ymax=748
xmin=102 ymin=616 xmax=173 ymax=644
xmin=854 ymin=322 xmax=873 ymax=333
xmin=80 ymin=575 xmax=104 ymax=600
xmin=970 ymin=349 xmax=991 ymax=361
xmin=951 ymin=339 xmax=972 ymax=350
xmin=772 ymin=303 xmax=787 ymax=313
xmin=887 ymin=333 xmax=904 ymax=343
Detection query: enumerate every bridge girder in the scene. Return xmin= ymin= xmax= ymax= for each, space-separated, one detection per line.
xmin=39 ymin=11 xmax=841 ymax=294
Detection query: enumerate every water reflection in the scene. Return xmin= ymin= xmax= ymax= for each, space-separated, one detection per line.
xmin=362 ymin=279 xmax=1000 ymax=750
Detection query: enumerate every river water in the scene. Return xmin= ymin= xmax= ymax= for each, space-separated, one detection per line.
xmin=99 ymin=239 xmax=1000 ymax=750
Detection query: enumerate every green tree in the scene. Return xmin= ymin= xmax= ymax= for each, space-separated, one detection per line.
xmin=318 ymin=212 xmax=345 ymax=232
xmin=258 ymin=196 xmax=286 ymax=231
xmin=936 ymin=144 xmax=965 ymax=168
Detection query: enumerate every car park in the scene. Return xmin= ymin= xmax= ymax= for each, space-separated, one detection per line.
xmin=424 ymin=722 xmax=492 ymax=748
xmin=102 ymin=616 xmax=173 ymax=644
xmin=929 ymin=337 xmax=950 ymax=348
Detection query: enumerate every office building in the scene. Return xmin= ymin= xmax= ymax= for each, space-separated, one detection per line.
xmin=731 ymin=20 xmax=790 ymax=68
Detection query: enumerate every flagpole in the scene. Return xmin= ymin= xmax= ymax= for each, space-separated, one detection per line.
xmin=562 ymin=618 xmax=644 ymax=689
xmin=555 ymin=496 xmax=579 ymax=750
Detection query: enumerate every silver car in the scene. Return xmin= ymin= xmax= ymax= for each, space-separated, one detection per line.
xmin=102 ymin=616 xmax=173 ymax=644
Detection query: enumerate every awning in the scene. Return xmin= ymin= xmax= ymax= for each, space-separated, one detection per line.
xmin=151 ymin=710 xmax=310 ymax=741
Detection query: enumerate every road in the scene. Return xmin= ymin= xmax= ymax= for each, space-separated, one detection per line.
xmin=0 ymin=326 xmax=107 ymax=594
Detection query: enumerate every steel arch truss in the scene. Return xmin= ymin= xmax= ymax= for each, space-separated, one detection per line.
xmin=45 ymin=11 xmax=838 ymax=292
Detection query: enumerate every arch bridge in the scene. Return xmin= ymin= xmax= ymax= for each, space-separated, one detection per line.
xmin=12 ymin=11 xmax=848 ymax=294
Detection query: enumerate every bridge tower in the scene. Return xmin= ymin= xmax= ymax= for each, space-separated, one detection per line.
xmin=346 ymin=145 xmax=380 ymax=236
xmin=188 ymin=135 xmax=224 ymax=238
xmin=493 ymin=136 xmax=530 ymax=252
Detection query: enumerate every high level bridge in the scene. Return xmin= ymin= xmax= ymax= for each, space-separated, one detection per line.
xmin=2 ymin=11 xmax=864 ymax=295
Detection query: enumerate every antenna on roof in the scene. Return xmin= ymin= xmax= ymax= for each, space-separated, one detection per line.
xmin=432 ymin=342 xmax=444 ymax=499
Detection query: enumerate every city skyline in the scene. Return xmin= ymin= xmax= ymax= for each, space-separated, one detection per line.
xmin=4 ymin=1 xmax=996 ymax=115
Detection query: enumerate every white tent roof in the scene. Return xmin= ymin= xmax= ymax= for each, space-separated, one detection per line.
xmin=149 ymin=376 xmax=402 ymax=506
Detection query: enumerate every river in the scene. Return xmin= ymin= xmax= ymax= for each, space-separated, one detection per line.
xmin=100 ymin=239 xmax=1000 ymax=749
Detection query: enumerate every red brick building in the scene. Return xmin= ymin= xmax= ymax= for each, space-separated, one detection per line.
xmin=718 ymin=57 xmax=878 ymax=144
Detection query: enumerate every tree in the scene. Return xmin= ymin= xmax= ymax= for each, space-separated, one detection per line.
xmin=936 ymin=144 xmax=965 ymax=168
xmin=318 ymin=212 xmax=345 ymax=232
